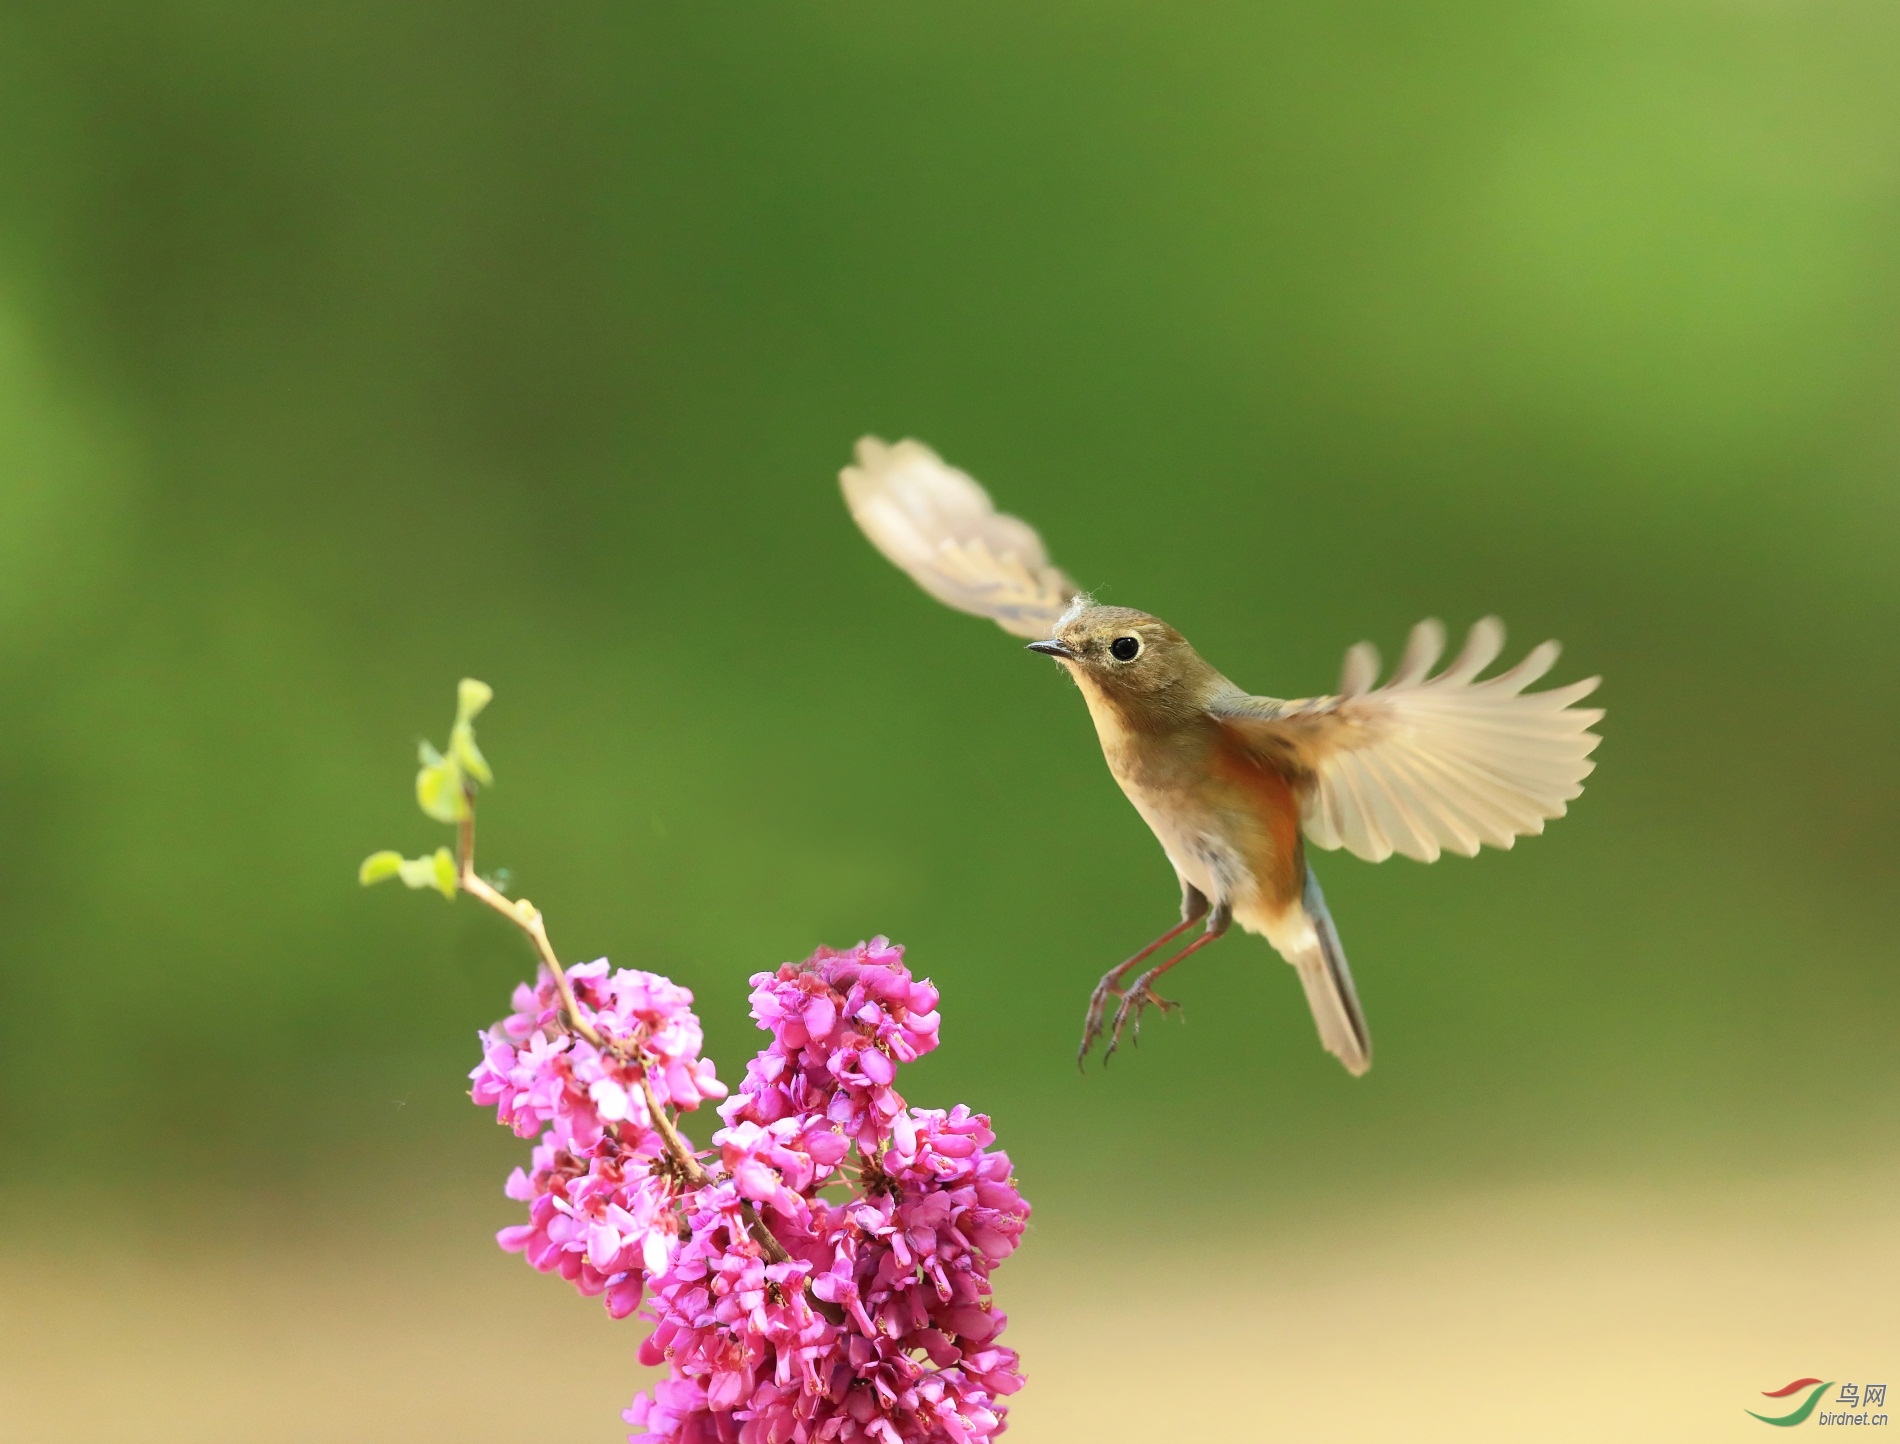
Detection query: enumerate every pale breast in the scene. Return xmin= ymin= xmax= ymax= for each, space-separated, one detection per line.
xmin=1081 ymin=690 xmax=1273 ymax=919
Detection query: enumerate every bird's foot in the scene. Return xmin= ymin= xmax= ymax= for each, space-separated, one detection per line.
xmin=1103 ymin=969 xmax=1182 ymax=1062
xmin=1077 ymin=971 xmax=1126 ymax=1068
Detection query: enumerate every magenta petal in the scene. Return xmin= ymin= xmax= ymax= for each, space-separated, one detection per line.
xmin=707 ymin=1369 xmax=749 ymax=1411
xmin=803 ymin=994 xmax=836 ymax=1039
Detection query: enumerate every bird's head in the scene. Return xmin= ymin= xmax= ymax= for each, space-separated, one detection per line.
xmin=1026 ymin=602 xmax=1223 ymax=718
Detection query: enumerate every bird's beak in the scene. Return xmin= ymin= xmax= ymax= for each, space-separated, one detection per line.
xmin=1025 ymin=638 xmax=1076 ymax=660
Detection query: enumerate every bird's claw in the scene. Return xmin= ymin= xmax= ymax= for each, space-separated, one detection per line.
xmin=1077 ymin=973 xmax=1124 ymax=1068
xmin=1102 ymin=972 xmax=1181 ymax=1062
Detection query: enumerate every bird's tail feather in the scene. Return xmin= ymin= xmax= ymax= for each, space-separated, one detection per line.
xmin=1287 ymin=867 xmax=1372 ymax=1076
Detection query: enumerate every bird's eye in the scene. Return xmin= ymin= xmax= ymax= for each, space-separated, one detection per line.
xmin=1109 ymin=635 xmax=1141 ymax=662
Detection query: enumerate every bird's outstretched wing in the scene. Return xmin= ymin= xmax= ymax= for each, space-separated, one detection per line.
xmin=841 ymin=437 xmax=1079 ymax=640
xmin=1211 ymin=618 xmax=1603 ymax=863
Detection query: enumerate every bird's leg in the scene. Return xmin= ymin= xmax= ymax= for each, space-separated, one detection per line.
xmin=1105 ymin=901 xmax=1232 ymax=1061
xmin=1078 ymin=917 xmax=1196 ymax=1066
xmin=1079 ymin=884 xmax=1209 ymax=1066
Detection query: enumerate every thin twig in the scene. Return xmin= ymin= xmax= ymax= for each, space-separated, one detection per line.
xmin=637 ymin=1074 xmax=712 ymax=1189
xmin=457 ymin=784 xmax=601 ymax=1047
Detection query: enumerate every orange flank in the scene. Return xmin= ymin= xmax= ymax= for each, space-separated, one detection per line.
xmin=1210 ymin=724 xmax=1306 ymax=916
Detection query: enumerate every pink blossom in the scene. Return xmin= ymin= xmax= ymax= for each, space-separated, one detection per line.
xmin=469 ymin=961 xmax=727 ymax=1151
xmin=472 ymin=962 xmax=726 ymax=1319
xmin=721 ymin=938 xmax=941 ymax=1153
xmin=473 ymin=941 xmax=1027 ymax=1444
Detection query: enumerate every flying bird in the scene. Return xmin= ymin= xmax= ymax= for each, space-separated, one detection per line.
xmin=841 ymin=437 xmax=1603 ymax=1074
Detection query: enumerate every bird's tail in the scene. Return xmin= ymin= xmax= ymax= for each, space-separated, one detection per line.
xmin=1282 ymin=866 xmax=1372 ymax=1076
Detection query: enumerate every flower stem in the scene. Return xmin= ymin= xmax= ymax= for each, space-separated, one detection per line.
xmin=456 ymin=785 xmax=602 ymax=1048
xmin=636 ymin=1074 xmax=712 ymax=1189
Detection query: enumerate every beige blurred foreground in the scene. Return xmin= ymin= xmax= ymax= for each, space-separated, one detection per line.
xmin=3 ymin=1166 xmax=1891 ymax=1443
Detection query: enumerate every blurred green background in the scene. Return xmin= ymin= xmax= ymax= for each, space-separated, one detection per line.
xmin=1 ymin=3 xmax=1896 ymax=1439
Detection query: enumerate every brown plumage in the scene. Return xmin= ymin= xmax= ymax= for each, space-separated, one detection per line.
xmin=841 ymin=438 xmax=1604 ymax=1073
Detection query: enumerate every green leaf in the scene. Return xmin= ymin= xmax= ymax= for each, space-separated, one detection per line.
xmin=452 ymin=678 xmax=495 ymax=786
xmin=452 ymin=722 xmax=492 ymax=787
xmin=358 ymin=850 xmax=405 ymax=885
xmin=456 ymin=677 xmax=493 ymax=723
xmin=395 ymin=847 xmax=459 ymax=899
xmin=415 ymin=739 xmax=464 ymax=823
xmin=413 ymin=681 xmax=497 ymax=820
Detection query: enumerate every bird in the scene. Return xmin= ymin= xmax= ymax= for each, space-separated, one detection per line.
xmin=840 ymin=436 xmax=1604 ymax=1074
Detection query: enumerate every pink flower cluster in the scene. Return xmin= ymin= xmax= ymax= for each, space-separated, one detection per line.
xmin=724 ymin=940 xmax=942 ymax=1154
xmin=470 ymin=961 xmax=727 ymax=1315
xmin=471 ymin=939 xmax=1030 ymax=1444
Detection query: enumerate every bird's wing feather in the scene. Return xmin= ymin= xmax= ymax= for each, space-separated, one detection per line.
xmin=841 ymin=437 xmax=1079 ymax=640
xmin=1210 ymin=617 xmax=1604 ymax=863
